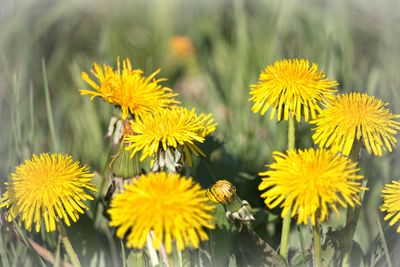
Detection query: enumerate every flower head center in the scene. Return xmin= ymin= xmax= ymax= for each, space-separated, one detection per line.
xmin=300 ymin=163 xmax=331 ymax=190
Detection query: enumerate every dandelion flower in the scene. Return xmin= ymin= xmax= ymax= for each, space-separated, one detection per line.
xmin=207 ymin=180 xmax=236 ymax=205
xmin=124 ymin=107 xmax=217 ymax=165
xmin=169 ymin=36 xmax=195 ymax=58
xmin=311 ymin=93 xmax=400 ymax=156
xmin=80 ymin=58 xmax=178 ymax=119
xmin=108 ymin=172 xmax=214 ymax=253
xmin=259 ymin=148 xmax=365 ymax=225
xmin=0 ymin=153 xmax=96 ymax=232
xmin=249 ymin=59 xmax=338 ymax=122
xmin=381 ymin=180 xmax=400 ymax=232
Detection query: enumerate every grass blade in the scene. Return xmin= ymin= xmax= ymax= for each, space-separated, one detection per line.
xmin=41 ymin=58 xmax=59 ymax=152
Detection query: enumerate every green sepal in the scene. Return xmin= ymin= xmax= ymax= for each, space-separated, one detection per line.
xmin=127 ymin=250 xmax=150 ymax=267
xmin=111 ymin=143 xmax=141 ymax=179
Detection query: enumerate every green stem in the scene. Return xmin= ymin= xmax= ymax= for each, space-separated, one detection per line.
xmin=280 ymin=213 xmax=291 ymax=260
xmin=341 ymin=140 xmax=363 ymax=267
xmin=313 ymin=223 xmax=321 ymax=267
xmin=120 ymin=241 xmax=126 ymax=267
xmin=280 ymin=117 xmax=295 ymax=260
xmin=297 ymin=225 xmax=307 ymax=267
xmin=288 ymin=115 xmax=295 ymax=150
xmin=59 ymin=223 xmax=81 ymax=267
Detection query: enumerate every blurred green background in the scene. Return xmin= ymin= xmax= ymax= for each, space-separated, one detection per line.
xmin=1 ymin=0 xmax=400 ymax=266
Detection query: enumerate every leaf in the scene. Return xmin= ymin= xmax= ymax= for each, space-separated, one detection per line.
xmin=228 ymin=255 xmax=237 ymax=267
xmin=237 ymin=172 xmax=256 ymax=180
xmin=291 ymin=251 xmax=312 ymax=267
xmin=213 ymin=205 xmax=231 ymax=230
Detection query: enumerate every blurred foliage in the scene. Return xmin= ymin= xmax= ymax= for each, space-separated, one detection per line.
xmin=1 ymin=0 xmax=400 ymax=265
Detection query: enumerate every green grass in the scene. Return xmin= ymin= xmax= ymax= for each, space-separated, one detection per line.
xmin=1 ymin=0 xmax=400 ymax=266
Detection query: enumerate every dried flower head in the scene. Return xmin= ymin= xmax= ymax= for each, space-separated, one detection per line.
xmin=207 ymin=180 xmax=236 ymax=205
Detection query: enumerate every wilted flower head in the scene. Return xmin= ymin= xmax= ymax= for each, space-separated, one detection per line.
xmin=80 ymin=58 xmax=178 ymax=119
xmin=249 ymin=59 xmax=338 ymax=122
xmin=311 ymin=92 xmax=400 ymax=156
xmin=207 ymin=180 xmax=236 ymax=205
xmin=0 ymin=153 xmax=96 ymax=232
xmin=259 ymin=148 xmax=365 ymax=225
xmin=108 ymin=172 xmax=214 ymax=253
xmin=381 ymin=180 xmax=400 ymax=232
xmin=124 ymin=107 xmax=217 ymax=166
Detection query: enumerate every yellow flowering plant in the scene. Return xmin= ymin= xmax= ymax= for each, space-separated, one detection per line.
xmin=81 ymin=58 xmax=178 ymax=120
xmin=0 ymin=153 xmax=97 ymax=267
xmin=249 ymin=59 xmax=338 ymax=122
xmin=311 ymin=92 xmax=400 ymax=156
xmin=0 ymin=153 xmax=96 ymax=232
xmin=1 ymin=28 xmax=398 ymax=267
xmin=259 ymin=148 xmax=365 ymax=225
xmin=108 ymin=172 xmax=214 ymax=253
xmin=124 ymin=106 xmax=217 ymax=171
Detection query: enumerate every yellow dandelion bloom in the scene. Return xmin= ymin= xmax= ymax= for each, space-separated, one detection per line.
xmin=207 ymin=180 xmax=236 ymax=205
xmin=311 ymin=93 xmax=400 ymax=156
xmin=249 ymin=59 xmax=338 ymax=122
xmin=108 ymin=172 xmax=214 ymax=253
xmin=380 ymin=180 xmax=400 ymax=232
xmin=259 ymin=148 xmax=365 ymax=225
xmin=0 ymin=153 xmax=96 ymax=232
xmin=124 ymin=107 xmax=217 ymax=165
xmin=80 ymin=58 xmax=178 ymax=119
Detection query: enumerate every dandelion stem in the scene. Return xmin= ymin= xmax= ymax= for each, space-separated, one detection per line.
xmin=288 ymin=114 xmax=296 ymax=151
xmin=280 ymin=213 xmax=291 ymax=260
xmin=313 ymin=223 xmax=321 ymax=267
xmin=341 ymin=140 xmax=362 ymax=267
xmin=297 ymin=225 xmax=307 ymax=267
xmin=59 ymin=223 xmax=81 ymax=267
xmin=120 ymin=241 xmax=126 ymax=267
xmin=280 ymin=116 xmax=295 ymax=260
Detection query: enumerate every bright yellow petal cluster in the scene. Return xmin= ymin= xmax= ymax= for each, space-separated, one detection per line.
xmin=0 ymin=153 xmax=96 ymax=232
xmin=311 ymin=93 xmax=400 ymax=156
xmin=249 ymin=59 xmax=338 ymax=122
xmin=380 ymin=180 xmax=400 ymax=232
xmin=80 ymin=58 xmax=178 ymax=119
xmin=124 ymin=107 xmax=217 ymax=165
xmin=108 ymin=172 xmax=215 ymax=253
xmin=259 ymin=148 xmax=365 ymax=225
